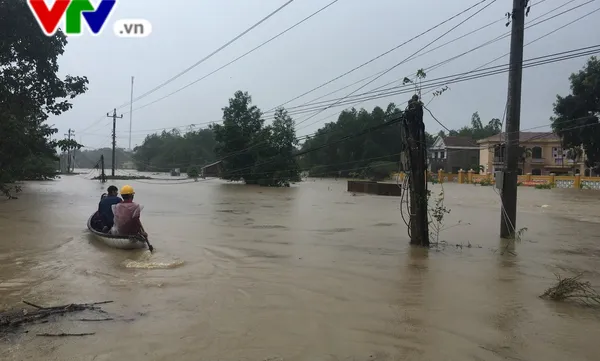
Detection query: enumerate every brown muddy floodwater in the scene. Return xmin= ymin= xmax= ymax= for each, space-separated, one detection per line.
xmin=1 ymin=174 xmax=600 ymax=361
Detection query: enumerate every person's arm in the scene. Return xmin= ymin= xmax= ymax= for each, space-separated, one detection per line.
xmin=133 ymin=204 xmax=147 ymax=237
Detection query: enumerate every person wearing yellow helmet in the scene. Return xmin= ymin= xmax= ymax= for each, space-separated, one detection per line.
xmin=110 ymin=185 xmax=147 ymax=237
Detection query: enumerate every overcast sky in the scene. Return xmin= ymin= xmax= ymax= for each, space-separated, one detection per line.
xmin=50 ymin=0 xmax=600 ymax=150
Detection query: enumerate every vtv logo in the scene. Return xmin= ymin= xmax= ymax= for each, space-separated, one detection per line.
xmin=28 ymin=0 xmax=152 ymax=37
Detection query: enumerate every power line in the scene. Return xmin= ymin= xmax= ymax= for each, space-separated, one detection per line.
xmin=214 ymin=1 xmax=497 ymax=161
xmin=291 ymin=3 xmax=599 ymax=133
xmin=111 ymin=119 xmax=600 ymax=186
xmin=84 ymin=43 xmax=600 ymax=144
xmin=82 ymin=0 xmax=598 ymax=151
xmin=286 ymin=45 xmax=600 ymax=124
xmin=263 ymin=0 xmax=491 ymax=114
xmin=78 ymin=0 xmax=568 ymax=136
xmin=114 ymin=0 xmax=296 ymax=111
xmin=339 ymin=0 xmax=582 ymax=107
xmin=124 ymin=0 xmax=341 ymax=115
xmin=124 ymin=0 xmax=490 ymax=116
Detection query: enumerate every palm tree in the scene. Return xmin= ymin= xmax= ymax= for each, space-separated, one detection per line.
xmin=518 ymin=146 xmax=532 ymax=175
xmin=566 ymin=146 xmax=584 ymax=174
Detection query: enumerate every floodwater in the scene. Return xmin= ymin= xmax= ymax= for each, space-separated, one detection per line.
xmin=1 ymin=173 xmax=600 ymax=361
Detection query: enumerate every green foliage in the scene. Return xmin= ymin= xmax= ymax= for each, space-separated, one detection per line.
xmin=187 ymin=166 xmax=199 ymax=179
xmin=535 ymin=183 xmax=553 ymax=189
xmin=519 ymin=146 xmax=532 ymax=171
xmin=425 ymin=132 xmax=436 ymax=148
xmin=56 ymin=139 xmax=83 ymax=153
xmin=476 ymin=178 xmax=493 ymax=186
xmin=365 ymin=161 xmax=398 ymax=180
xmin=72 ymin=148 xmax=133 ymax=169
xmin=552 ymin=56 xmax=600 ymax=172
xmin=133 ymin=128 xmax=216 ymax=172
xmin=448 ymin=112 xmax=502 ymax=140
xmin=0 ymin=0 xmax=88 ymax=198
xmin=301 ymin=103 xmax=404 ymax=177
xmin=211 ymin=91 xmax=300 ymax=186
xmin=428 ymin=188 xmax=451 ymax=244
xmin=472 ymin=164 xmax=485 ymax=173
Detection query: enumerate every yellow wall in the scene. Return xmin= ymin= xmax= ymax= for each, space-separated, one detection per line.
xmin=478 ymin=139 xmax=587 ymax=175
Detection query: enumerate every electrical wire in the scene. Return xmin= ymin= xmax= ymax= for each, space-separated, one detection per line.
xmin=114 ymin=0 xmax=495 ymax=122
xmin=189 ymin=1 xmax=499 ymax=162
xmin=77 ymin=0 xmax=579 ymax=136
xmin=86 ymin=115 xmax=600 ymax=187
xmin=287 ymin=0 xmax=591 ymax=132
xmin=83 ymin=43 xmax=600 ymax=159
xmin=123 ymin=0 xmax=341 ymax=115
xmin=293 ymin=0 xmax=499 ymax=129
xmin=289 ymin=0 xmax=591 ymax=122
xmin=114 ymin=0 xmax=296 ymax=110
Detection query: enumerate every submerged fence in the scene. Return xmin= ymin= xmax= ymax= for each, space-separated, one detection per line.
xmin=393 ymin=169 xmax=600 ymax=190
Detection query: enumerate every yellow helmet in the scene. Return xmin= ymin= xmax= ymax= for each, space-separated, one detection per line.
xmin=120 ymin=185 xmax=135 ymax=195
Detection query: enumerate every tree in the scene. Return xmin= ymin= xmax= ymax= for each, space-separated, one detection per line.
xmin=518 ymin=146 xmax=532 ymax=174
xmin=425 ymin=132 xmax=437 ymax=148
xmin=211 ymin=91 xmax=300 ymax=186
xmin=261 ymin=107 xmax=300 ymax=185
xmin=299 ymin=103 xmax=404 ymax=178
xmin=566 ymin=145 xmax=584 ymax=174
xmin=551 ymin=56 xmax=600 ymax=172
xmin=132 ymin=128 xmax=216 ymax=172
xmin=56 ymin=139 xmax=83 ymax=173
xmin=448 ymin=112 xmax=501 ymax=140
xmin=0 ymin=0 xmax=88 ymax=198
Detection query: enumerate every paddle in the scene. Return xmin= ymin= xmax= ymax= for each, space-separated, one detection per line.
xmin=139 ymin=225 xmax=154 ymax=252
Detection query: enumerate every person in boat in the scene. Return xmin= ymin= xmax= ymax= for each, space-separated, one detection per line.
xmin=110 ymin=185 xmax=147 ymax=237
xmin=98 ymin=185 xmax=122 ymax=232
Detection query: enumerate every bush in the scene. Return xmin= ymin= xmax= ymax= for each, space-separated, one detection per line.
xmin=534 ymin=183 xmax=553 ymax=189
xmin=474 ymin=178 xmax=493 ymax=186
xmin=308 ymin=165 xmax=329 ymax=178
xmin=365 ymin=161 xmax=397 ymax=180
xmin=187 ymin=166 xmax=199 ymax=179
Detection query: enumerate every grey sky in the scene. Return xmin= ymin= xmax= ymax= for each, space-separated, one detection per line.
xmin=51 ymin=0 xmax=600 ymax=150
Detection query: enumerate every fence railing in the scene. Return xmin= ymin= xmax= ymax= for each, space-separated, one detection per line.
xmin=392 ymin=169 xmax=600 ymax=190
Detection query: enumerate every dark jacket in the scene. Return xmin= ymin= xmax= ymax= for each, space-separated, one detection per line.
xmin=98 ymin=195 xmax=122 ymax=228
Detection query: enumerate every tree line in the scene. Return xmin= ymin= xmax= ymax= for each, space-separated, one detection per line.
xmin=132 ymin=91 xmax=301 ymax=186
xmin=129 ymin=101 xmax=504 ymax=182
xmin=71 ymin=148 xmax=134 ymax=170
xmin=133 ymin=128 xmax=216 ymax=172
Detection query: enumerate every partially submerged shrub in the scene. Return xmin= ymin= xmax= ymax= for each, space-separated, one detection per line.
xmin=541 ymin=273 xmax=600 ymax=306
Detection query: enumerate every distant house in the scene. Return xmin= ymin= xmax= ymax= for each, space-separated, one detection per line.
xmin=429 ymin=136 xmax=480 ymax=173
xmin=477 ymin=131 xmax=591 ymax=176
xmin=202 ymin=161 xmax=222 ymax=178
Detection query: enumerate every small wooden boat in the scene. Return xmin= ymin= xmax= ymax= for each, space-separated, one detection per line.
xmin=87 ymin=213 xmax=147 ymax=250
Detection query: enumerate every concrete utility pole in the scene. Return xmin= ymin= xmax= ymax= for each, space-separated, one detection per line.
xmin=107 ymin=109 xmax=123 ymax=176
xmin=64 ymin=128 xmax=74 ymax=173
xmin=100 ymin=154 xmax=106 ymax=183
xmin=129 ymin=76 xmax=134 ymax=150
xmin=500 ymin=0 xmax=528 ymax=238
xmin=402 ymin=95 xmax=429 ymax=247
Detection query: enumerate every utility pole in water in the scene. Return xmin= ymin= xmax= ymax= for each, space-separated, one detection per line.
xmin=402 ymin=95 xmax=429 ymax=247
xmin=129 ymin=76 xmax=134 ymax=150
xmin=500 ymin=0 xmax=528 ymax=238
xmin=64 ymin=128 xmax=74 ymax=173
xmin=107 ymin=109 xmax=123 ymax=176
xmin=100 ymin=154 xmax=106 ymax=183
